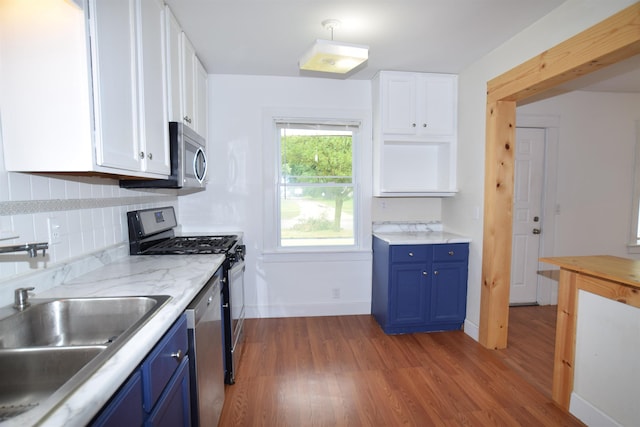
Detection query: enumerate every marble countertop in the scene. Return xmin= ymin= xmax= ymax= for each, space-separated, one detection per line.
xmin=4 ymin=253 xmax=224 ymax=427
xmin=373 ymin=231 xmax=471 ymax=245
xmin=372 ymin=221 xmax=471 ymax=245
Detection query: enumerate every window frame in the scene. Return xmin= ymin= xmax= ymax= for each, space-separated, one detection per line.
xmin=262 ymin=107 xmax=372 ymax=256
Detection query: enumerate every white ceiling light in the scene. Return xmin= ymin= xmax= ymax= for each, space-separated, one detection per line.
xmin=299 ymin=19 xmax=369 ymax=74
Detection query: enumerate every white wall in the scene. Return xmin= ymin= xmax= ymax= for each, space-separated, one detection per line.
xmin=178 ymin=75 xmax=372 ymax=317
xmin=518 ymin=91 xmax=640 ymax=259
xmin=444 ymin=0 xmax=637 ymax=339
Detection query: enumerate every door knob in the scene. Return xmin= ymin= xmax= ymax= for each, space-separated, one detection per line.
xmin=532 ymin=228 xmax=541 ymax=235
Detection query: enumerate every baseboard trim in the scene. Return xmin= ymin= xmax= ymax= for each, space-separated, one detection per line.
xmin=570 ymin=392 xmax=622 ymax=427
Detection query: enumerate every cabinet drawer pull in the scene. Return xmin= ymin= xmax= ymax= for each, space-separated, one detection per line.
xmin=412 ymin=123 xmax=416 ymax=128
xmin=423 ymin=123 xmax=427 ymax=128
xmin=408 ymin=252 xmax=414 ymax=257
xmin=422 ymin=271 xmax=428 ymax=276
xmin=171 ymin=349 xmax=184 ymax=362
xmin=434 ymin=271 xmax=439 ymax=275
xmin=183 ymin=116 xmax=192 ymax=124
xmin=448 ymin=251 xmax=454 ymax=256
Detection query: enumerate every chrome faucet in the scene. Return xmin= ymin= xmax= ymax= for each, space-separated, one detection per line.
xmin=14 ymin=287 xmax=35 ymax=311
xmin=0 ymin=242 xmax=48 ymax=258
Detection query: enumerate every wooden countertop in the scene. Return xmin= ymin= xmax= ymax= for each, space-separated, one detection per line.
xmin=540 ymin=255 xmax=640 ymax=290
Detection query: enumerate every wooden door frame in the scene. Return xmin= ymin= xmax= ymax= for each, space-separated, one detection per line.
xmin=479 ymin=2 xmax=640 ymax=349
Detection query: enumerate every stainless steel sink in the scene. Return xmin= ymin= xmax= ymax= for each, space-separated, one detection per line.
xmin=0 ymin=346 xmax=106 ymax=421
xmin=0 ymin=295 xmax=171 ymax=422
xmin=0 ymin=296 xmax=168 ymax=348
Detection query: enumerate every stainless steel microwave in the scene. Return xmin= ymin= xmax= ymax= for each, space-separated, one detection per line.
xmin=120 ymin=122 xmax=208 ymax=189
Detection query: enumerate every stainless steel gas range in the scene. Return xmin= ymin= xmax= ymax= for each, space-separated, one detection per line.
xmin=126 ymin=206 xmax=246 ymax=387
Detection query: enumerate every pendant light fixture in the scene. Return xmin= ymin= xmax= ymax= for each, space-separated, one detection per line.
xmin=299 ymin=19 xmax=369 ymax=74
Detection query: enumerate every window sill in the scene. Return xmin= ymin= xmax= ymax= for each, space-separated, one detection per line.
xmin=627 ymin=242 xmax=640 ymax=254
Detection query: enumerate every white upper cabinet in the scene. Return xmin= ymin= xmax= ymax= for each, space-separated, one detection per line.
xmin=166 ymin=7 xmax=207 ymax=137
xmin=380 ymin=71 xmax=457 ymax=138
xmin=180 ymin=32 xmax=196 ymax=129
xmin=89 ymin=0 xmax=139 ymax=171
xmin=372 ymin=71 xmax=458 ymax=197
xmin=136 ymin=0 xmax=170 ymax=175
xmin=0 ymin=0 xmax=169 ymax=178
xmin=165 ymin=6 xmax=182 ymax=123
xmin=194 ymin=57 xmax=208 ymax=137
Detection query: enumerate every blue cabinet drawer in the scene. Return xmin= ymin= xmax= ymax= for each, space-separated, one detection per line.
xmin=432 ymin=243 xmax=468 ymax=262
xmin=391 ymin=245 xmax=430 ymax=262
xmin=141 ymin=314 xmax=188 ymax=413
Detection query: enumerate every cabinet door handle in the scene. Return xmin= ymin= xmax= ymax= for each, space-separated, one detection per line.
xmin=171 ymin=349 xmax=184 ymax=362
xmin=139 ymin=151 xmax=145 ymax=159
xmin=147 ymin=152 xmax=153 ymax=160
xmin=408 ymin=252 xmax=414 ymax=257
xmin=434 ymin=271 xmax=439 ymax=275
xmin=448 ymin=251 xmax=454 ymax=256
xmin=423 ymin=123 xmax=427 ymax=128
xmin=184 ymin=116 xmax=192 ymax=124
xmin=412 ymin=123 xmax=416 ymax=128
xmin=422 ymin=271 xmax=428 ymax=276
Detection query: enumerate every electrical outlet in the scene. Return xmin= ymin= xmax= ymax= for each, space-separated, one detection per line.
xmin=48 ymin=217 xmax=62 ymax=245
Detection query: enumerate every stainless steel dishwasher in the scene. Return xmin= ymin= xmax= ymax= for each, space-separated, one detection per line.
xmin=186 ymin=267 xmax=224 ymax=426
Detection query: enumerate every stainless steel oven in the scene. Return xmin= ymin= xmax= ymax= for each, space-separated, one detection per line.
xmin=225 ymin=249 xmax=245 ymax=384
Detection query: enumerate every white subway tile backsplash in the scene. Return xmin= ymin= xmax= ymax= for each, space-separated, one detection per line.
xmin=1 ymin=170 xmax=177 ymax=284
xmin=8 ymin=172 xmax=32 ymax=201
xmin=31 ymin=174 xmax=50 ymax=200
xmin=65 ymin=179 xmax=80 ymax=199
xmin=78 ymin=181 xmax=92 ymax=199
xmin=0 ymin=172 xmax=9 ymax=201
xmin=49 ymin=176 xmax=67 ymax=199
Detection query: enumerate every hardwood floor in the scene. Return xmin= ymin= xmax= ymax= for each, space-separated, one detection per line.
xmin=218 ymin=313 xmax=584 ymax=426
xmin=497 ymin=305 xmax=559 ymax=397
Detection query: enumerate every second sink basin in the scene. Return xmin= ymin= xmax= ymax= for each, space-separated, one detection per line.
xmin=0 ymin=346 xmax=106 ymax=421
xmin=0 ymin=295 xmax=171 ymax=348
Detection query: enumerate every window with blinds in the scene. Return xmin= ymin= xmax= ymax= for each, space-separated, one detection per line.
xmin=276 ymin=121 xmax=359 ymax=247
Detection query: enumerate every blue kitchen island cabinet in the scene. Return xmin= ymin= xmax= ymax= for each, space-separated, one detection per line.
xmin=372 ymin=236 xmax=469 ymax=334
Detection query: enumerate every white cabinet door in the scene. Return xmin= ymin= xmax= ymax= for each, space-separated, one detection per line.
xmin=137 ymin=0 xmax=170 ymax=174
xmin=180 ymin=33 xmax=196 ymax=129
xmin=165 ymin=5 xmax=182 ymax=123
xmin=382 ymin=74 xmax=417 ymax=135
xmin=194 ymin=57 xmax=208 ymax=138
xmin=419 ymin=74 xmax=457 ymax=138
xmin=90 ymin=0 xmax=140 ymax=171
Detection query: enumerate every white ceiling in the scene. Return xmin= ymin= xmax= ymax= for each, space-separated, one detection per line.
xmin=164 ymin=0 xmax=640 ymax=91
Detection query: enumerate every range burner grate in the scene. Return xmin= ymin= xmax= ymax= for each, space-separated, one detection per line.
xmin=146 ymin=235 xmax=237 ymax=255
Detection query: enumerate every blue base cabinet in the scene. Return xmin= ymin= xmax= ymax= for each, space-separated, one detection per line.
xmin=91 ymin=314 xmax=191 ymax=427
xmin=372 ymin=236 xmax=469 ymax=334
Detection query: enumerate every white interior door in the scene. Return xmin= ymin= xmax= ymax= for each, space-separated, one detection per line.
xmin=510 ymin=127 xmax=545 ymax=304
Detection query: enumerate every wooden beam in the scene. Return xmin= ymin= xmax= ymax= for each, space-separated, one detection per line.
xmin=487 ymin=2 xmax=640 ymax=104
xmin=480 ymin=2 xmax=640 ymax=351
xmin=552 ymin=269 xmax=578 ymax=409
xmin=479 ymin=100 xmax=515 ymax=349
